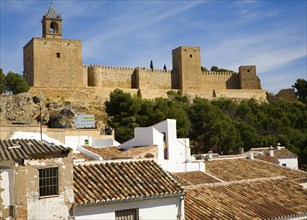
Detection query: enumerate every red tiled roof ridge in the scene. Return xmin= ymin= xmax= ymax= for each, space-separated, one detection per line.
xmin=73 ymin=157 xmax=154 ymax=165
xmin=186 ymin=176 xmax=287 ymax=190
xmin=207 ymin=155 xmax=246 ymax=160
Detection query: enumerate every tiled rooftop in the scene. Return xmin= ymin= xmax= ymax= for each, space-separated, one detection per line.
xmin=205 ymin=158 xmax=307 ymax=181
xmin=249 ymin=147 xmax=297 ymax=159
xmin=121 ymin=145 xmax=157 ymax=159
xmin=0 ymin=139 xmax=69 ymax=161
xmin=83 ymin=146 xmax=124 ymax=159
xmin=185 ymin=177 xmax=307 ymax=220
xmin=73 ymin=152 xmax=93 ymax=161
xmin=83 ymin=145 xmax=157 ymax=160
xmin=255 ymin=154 xmax=280 ymax=164
xmin=73 ymin=160 xmax=184 ymax=205
xmin=173 ymin=171 xmax=221 ymax=185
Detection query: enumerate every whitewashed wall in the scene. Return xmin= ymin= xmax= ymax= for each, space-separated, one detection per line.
xmin=278 ymin=158 xmax=298 ymax=170
xmin=75 ymin=196 xmax=183 ymax=220
xmin=120 ymin=127 xmax=164 ymax=162
xmin=0 ymin=161 xmax=15 ymax=219
xmin=65 ymin=136 xmax=93 ymax=149
xmin=92 ymin=139 xmax=120 ymax=147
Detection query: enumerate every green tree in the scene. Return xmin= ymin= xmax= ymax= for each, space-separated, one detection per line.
xmin=4 ymin=71 xmax=30 ymax=94
xmin=201 ymin=66 xmax=209 ymax=72
xmin=210 ymin=66 xmax=219 ymax=72
xmin=292 ymin=78 xmax=307 ymax=103
xmin=150 ymin=60 xmax=154 ymax=70
xmin=0 ymin=68 xmax=5 ymax=94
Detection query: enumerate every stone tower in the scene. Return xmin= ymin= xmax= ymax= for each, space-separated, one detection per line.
xmin=42 ymin=4 xmax=62 ymax=39
xmin=238 ymin=66 xmax=261 ymax=89
xmin=172 ymin=46 xmax=202 ymax=93
xmin=23 ymin=4 xmax=86 ymax=88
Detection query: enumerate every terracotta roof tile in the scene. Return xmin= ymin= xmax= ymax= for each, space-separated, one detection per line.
xmin=249 ymin=147 xmax=297 ymax=159
xmin=73 ymin=160 xmax=184 ymax=205
xmin=83 ymin=146 xmax=124 ymax=159
xmin=205 ymin=158 xmax=307 ymax=181
xmin=173 ymin=171 xmax=221 ymax=185
xmin=269 ymin=148 xmax=297 ymax=159
xmin=121 ymin=145 xmax=158 ymax=159
xmin=255 ymin=154 xmax=280 ymax=164
xmin=185 ymin=177 xmax=307 ymax=220
xmin=73 ymin=152 xmax=93 ymax=161
xmin=0 ymin=139 xmax=69 ymax=161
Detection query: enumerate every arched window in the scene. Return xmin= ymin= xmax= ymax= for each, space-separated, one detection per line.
xmin=49 ymin=22 xmax=58 ymax=34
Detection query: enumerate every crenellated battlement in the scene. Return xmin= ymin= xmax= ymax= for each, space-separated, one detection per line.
xmin=83 ymin=64 xmax=135 ymax=71
xmin=83 ymin=64 xmax=172 ymax=73
xmin=136 ymin=67 xmax=172 ymax=74
xmin=202 ymin=71 xmax=237 ymax=76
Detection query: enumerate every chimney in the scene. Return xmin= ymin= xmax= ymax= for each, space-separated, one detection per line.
xmin=207 ymin=151 xmax=213 ymax=159
xmin=248 ymin=152 xmax=254 ymax=160
xmin=239 ymin=148 xmax=244 ymax=154
xmin=269 ymin=145 xmax=274 ymax=157
xmin=276 ymin=143 xmax=281 ymax=150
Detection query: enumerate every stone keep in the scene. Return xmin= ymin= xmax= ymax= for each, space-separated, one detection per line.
xmin=23 ymin=4 xmax=85 ymax=88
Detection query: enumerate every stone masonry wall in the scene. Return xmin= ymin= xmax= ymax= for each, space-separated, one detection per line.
xmin=86 ymin=65 xmax=135 ymax=88
xmin=200 ymin=72 xmax=240 ymax=90
xmin=24 ymin=38 xmax=84 ymax=88
xmin=15 ymin=153 xmax=74 ymax=219
xmin=136 ymin=68 xmax=173 ymax=90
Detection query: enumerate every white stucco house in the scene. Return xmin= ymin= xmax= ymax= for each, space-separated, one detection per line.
xmin=73 ymin=160 xmax=184 ymax=220
xmin=248 ymin=143 xmax=299 ymax=170
xmin=120 ymin=119 xmax=205 ymax=172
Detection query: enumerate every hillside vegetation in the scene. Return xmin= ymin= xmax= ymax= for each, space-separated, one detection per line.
xmin=105 ymin=89 xmax=307 ymax=169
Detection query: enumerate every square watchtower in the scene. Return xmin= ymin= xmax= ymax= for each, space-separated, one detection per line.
xmin=172 ymin=46 xmax=202 ymax=93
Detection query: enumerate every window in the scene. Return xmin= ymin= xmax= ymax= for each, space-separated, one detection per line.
xmin=282 ymin=163 xmax=287 ymax=167
xmin=115 ymin=208 xmax=138 ymax=220
xmin=56 ymin=52 xmax=61 ymax=58
xmin=49 ymin=22 xmax=58 ymax=34
xmin=39 ymin=167 xmax=58 ymax=197
xmin=190 ymin=54 xmax=193 ymax=58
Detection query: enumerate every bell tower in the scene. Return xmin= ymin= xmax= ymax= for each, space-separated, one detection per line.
xmin=24 ymin=4 xmax=84 ymax=88
xmin=42 ymin=4 xmax=62 ymax=39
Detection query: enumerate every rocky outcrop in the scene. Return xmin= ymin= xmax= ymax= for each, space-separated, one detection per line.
xmin=0 ymin=92 xmax=107 ymax=128
xmin=0 ymin=93 xmax=48 ymax=125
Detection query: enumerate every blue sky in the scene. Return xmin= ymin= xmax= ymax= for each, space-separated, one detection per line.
xmin=0 ymin=0 xmax=306 ymax=94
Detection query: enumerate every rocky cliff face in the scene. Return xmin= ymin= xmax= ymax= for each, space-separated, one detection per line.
xmin=0 ymin=93 xmax=106 ymax=129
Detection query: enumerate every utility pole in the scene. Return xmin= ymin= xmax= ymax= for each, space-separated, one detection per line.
xmin=40 ymin=102 xmax=42 ymax=141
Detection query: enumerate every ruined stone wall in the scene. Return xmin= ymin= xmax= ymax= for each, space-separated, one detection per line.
xmin=182 ymin=88 xmax=267 ymax=102
xmin=136 ymin=68 xmax=173 ymax=90
xmin=15 ymin=153 xmax=74 ymax=219
xmin=24 ymin=37 xmax=84 ymax=88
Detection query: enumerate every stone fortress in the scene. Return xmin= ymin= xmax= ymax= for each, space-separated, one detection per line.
xmin=24 ymin=4 xmax=267 ymax=102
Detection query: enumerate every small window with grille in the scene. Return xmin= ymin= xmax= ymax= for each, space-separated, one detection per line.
xmin=39 ymin=167 xmax=59 ymax=197
xmin=115 ymin=208 xmax=139 ymax=220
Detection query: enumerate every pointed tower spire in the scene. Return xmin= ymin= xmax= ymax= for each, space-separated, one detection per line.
xmin=42 ymin=4 xmax=62 ymax=39
xmin=45 ymin=3 xmax=61 ymax=19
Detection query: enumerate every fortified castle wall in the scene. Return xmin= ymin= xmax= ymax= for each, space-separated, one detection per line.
xmin=25 ymin=5 xmax=266 ymax=103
